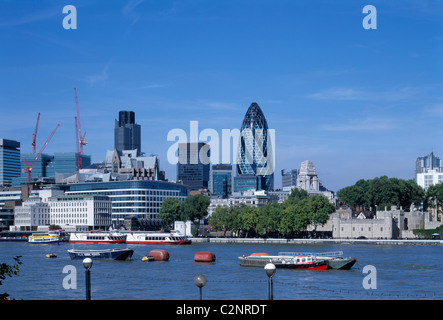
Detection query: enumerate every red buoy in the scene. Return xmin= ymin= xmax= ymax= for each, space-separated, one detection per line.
xmin=149 ymin=249 xmax=170 ymax=261
xmin=194 ymin=252 xmax=216 ymax=263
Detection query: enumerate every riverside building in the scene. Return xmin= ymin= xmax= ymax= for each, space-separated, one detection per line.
xmin=48 ymin=194 xmax=112 ymax=231
xmin=65 ymin=180 xmax=190 ymax=226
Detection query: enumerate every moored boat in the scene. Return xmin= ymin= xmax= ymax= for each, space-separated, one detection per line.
xmin=125 ymin=230 xmax=191 ymax=245
xmin=69 ymin=230 xmax=126 ymax=244
xmin=279 ymin=251 xmax=357 ymax=270
xmin=28 ymin=231 xmax=60 ymax=244
xmin=67 ymin=248 xmax=134 ymax=261
xmin=238 ymin=253 xmax=328 ymax=270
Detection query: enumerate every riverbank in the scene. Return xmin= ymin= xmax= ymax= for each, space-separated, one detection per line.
xmin=189 ymin=237 xmax=443 ymax=245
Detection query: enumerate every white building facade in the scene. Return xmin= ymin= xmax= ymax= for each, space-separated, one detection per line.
xmin=48 ymin=194 xmax=112 ymax=231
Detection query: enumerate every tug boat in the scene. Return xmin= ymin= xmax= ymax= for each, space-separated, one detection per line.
xmin=278 ymin=251 xmax=357 ymax=270
xmin=238 ymin=253 xmax=328 ymax=270
xmin=68 ymin=248 xmax=133 ymax=261
xmin=69 ymin=230 xmax=126 ymax=244
xmin=28 ymin=231 xmax=60 ymax=244
xmin=125 ymin=230 xmax=191 ymax=245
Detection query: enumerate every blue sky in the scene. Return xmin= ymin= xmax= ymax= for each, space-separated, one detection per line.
xmin=1 ymin=0 xmax=442 ymax=191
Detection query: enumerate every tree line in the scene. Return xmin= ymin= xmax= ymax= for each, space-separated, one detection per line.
xmin=208 ymin=189 xmax=335 ymax=238
xmin=160 ymin=176 xmax=442 ymax=238
xmin=336 ymin=175 xmax=439 ymax=211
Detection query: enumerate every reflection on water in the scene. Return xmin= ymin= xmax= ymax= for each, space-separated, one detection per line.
xmin=1 ymin=241 xmax=443 ymax=300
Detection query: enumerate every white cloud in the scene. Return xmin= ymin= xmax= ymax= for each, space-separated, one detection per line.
xmin=85 ymin=66 xmax=109 ymax=87
xmin=307 ymin=87 xmax=369 ymax=100
xmin=321 ymin=117 xmax=397 ymax=132
xmin=122 ymin=0 xmax=144 ymax=25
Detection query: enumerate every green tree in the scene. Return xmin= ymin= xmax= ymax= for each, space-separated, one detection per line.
xmin=240 ymin=205 xmax=260 ymax=237
xmin=182 ymin=194 xmax=210 ymax=235
xmin=208 ymin=206 xmax=230 ymax=236
xmin=257 ymin=202 xmax=281 ymax=237
xmin=338 ymin=176 xmax=425 ymax=209
xmin=1 ymin=256 xmax=22 ymax=300
xmin=158 ymin=198 xmax=183 ymax=230
xmin=306 ymin=195 xmax=335 ymax=230
xmin=426 ymin=183 xmax=443 ymax=217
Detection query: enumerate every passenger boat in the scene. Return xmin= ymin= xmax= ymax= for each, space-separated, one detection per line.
xmin=67 ymin=248 xmax=134 ymax=261
xmin=125 ymin=230 xmax=191 ymax=245
xmin=238 ymin=253 xmax=328 ymax=270
xmin=28 ymin=231 xmax=60 ymax=244
xmin=278 ymin=251 xmax=357 ymax=270
xmin=69 ymin=230 xmax=126 ymax=244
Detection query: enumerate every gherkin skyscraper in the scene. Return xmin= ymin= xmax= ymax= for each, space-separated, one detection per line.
xmin=237 ymin=102 xmax=274 ymax=191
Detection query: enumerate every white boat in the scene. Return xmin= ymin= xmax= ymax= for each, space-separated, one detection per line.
xmin=125 ymin=230 xmax=191 ymax=245
xmin=28 ymin=231 xmax=60 ymax=244
xmin=69 ymin=230 xmax=126 ymax=244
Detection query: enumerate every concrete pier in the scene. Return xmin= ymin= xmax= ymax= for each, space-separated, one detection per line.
xmin=189 ymin=237 xmax=443 ymax=245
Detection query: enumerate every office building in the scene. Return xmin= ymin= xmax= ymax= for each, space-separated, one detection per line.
xmin=49 ymin=194 xmax=112 ymax=231
xmin=209 ymin=164 xmax=233 ymax=198
xmin=236 ymin=102 xmax=274 ymax=191
xmin=0 ymin=139 xmax=21 ymax=187
xmin=105 ymin=149 xmax=165 ymax=181
xmin=65 ymin=180 xmax=190 ymax=225
xmin=114 ymin=111 xmax=141 ymax=156
xmin=54 ymin=152 xmax=91 ymax=173
xmin=233 ymin=174 xmax=264 ymax=193
xmin=177 ymin=142 xmax=210 ymax=190
xmin=12 ymin=153 xmax=55 ymax=186
xmin=296 ymin=160 xmax=335 ymax=203
xmin=281 ymin=169 xmax=298 ymax=190
xmin=415 ymin=152 xmax=442 ymax=179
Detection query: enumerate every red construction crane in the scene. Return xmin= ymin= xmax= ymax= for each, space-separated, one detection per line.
xmin=32 ymin=113 xmax=40 ymax=153
xmin=74 ymin=88 xmax=87 ymax=153
xmin=75 ymin=116 xmax=82 ymax=170
xmin=23 ymin=123 xmax=60 ymax=182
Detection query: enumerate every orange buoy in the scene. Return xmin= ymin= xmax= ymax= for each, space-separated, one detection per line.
xmin=251 ymin=253 xmax=270 ymax=256
xmin=149 ymin=249 xmax=170 ymax=261
xmin=194 ymin=251 xmax=216 ymax=263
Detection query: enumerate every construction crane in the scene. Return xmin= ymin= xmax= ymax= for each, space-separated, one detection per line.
xmin=75 ymin=116 xmax=81 ymax=170
xmin=74 ymin=88 xmax=87 ymax=153
xmin=23 ymin=124 xmax=60 ymax=182
xmin=32 ymin=113 xmax=40 ymax=153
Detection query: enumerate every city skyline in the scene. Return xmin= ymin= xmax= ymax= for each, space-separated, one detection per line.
xmin=1 ymin=0 xmax=442 ymax=192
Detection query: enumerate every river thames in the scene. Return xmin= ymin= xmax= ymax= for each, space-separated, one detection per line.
xmin=1 ymin=241 xmax=442 ymax=300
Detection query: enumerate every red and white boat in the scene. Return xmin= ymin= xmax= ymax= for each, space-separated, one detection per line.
xmin=69 ymin=230 xmax=126 ymax=244
xmin=125 ymin=230 xmax=191 ymax=245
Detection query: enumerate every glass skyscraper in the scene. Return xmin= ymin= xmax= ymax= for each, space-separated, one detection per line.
xmin=177 ymin=142 xmax=210 ymax=190
xmin=54 ymin=152 xmax=91 ymax=173
xmin=209 ymin=164 xmax=233 ymax=198
xmin=114 ymin=111 xmax=141 ymax=156
xmin=237 ymin=102 xmax=274 ymax=191
xmin=0 ymin=139 xmax=20 ymax=187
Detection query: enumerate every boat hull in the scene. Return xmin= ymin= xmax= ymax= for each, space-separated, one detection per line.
xmin=29 ymin=239 xmax=60 ymax=244
xmin=68 ymin=248 xmax=134 ymax=261
xmin=69 ymin=240 xmax=126 ymax=244
xmin=126 ymin=240 xmax=191 ymax=245
xmin=238 ymin=257 xmax=328 ymax=270
xmin=323 ymin=257 xmax=357 ymax=270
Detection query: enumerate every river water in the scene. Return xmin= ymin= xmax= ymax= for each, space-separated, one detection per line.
xmin=1 ymin=241 xmax=442 ymax=300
